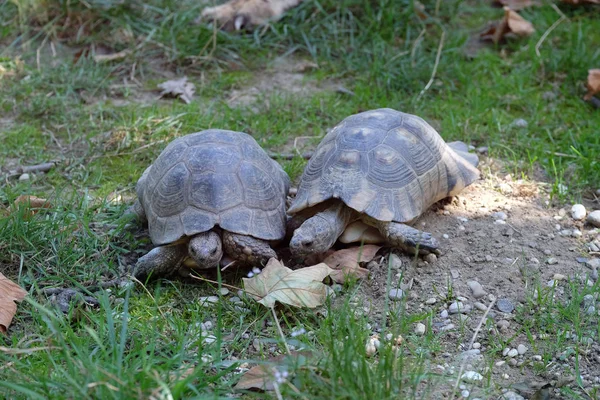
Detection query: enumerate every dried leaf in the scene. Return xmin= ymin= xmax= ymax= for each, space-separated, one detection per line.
xmin=14 ymin=195 xmax=50 ymax=209
xmin=234 ymin=365 xmax=277 ymax=391
xmin=584 ymin=69 xmax=600 ymax=101
xmin=493 ymin=0 xmax=536 ymax=10
xmin=323 ymin=245 xmax=381 ymax=284
xmin=480 ymin=7 xmax=534 ymax=44
xmin=0 ymin=273 xmax=27 ymax=334
xmin=157 ymin=77 xmax=196 ymax=104
xmin=243 ymin=258 xmax=333 ymax=308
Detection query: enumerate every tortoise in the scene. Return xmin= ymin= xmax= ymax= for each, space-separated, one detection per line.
xmin=287 ymin=108 xmax=480 ymax=257
xmin=131 ymin=129 xmax=290 ymax=279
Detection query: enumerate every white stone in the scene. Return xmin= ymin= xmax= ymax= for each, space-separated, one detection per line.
xmin=461 ymin=371 xmax=483 ymax=382
xmin=18 ymin=173 xmax=30 ymax=181
xmin=532 ymin=355 xmax=542 ymax=361
xmin=493 ymin=211 xmax=508 ymax=220
xmin=449 ymin=302 xmax=472 ymax=314
xmin=219 ymin=288 xmax=230 ymax=296
xmin=388 ymin=288 xmax=404 ymax=300
xmin=472 ymin=342 xmax=481 ymax=349
xmin=571 ymin=204 xmax=587 ymax=220
xmin=425 ymin=297 xmax=437 ymax=305
xmin=507 ymin=349 xmax=519 ymax=358
xmin=415 ymin=323 xmax=426 ymax=336
xmin=461 ymin=390 xmax=470 ymax=398
xmin=587 ymin=210 xmax=600 ymax=228
xmin=467 ymin=281 xmax=486 ymax=299
xmin=502 ymin=347 xmax=510 ymax=356
xmin=199 ymin=296 xmax=219 ymax=306
xmin=517 ymin=344 xmax=528 ymax=355
xmin=441 ymin=309 xmax=449 ymax=318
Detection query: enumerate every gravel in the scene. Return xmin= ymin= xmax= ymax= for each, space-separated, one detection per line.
xmin=571 ymin=204 xmax=586 ymax=220
xmin=497 ymin=298 xmax=515 ymax=313
xmin=388 ymin=288 xmax=404 ymax=300
xmin=587 ymin=210 xmax=600 ymax=228
xmin=467 ymin=280 xmax=486 ymax=299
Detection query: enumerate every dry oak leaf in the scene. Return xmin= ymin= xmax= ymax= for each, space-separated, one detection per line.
xmin=480 ymin=7 xmax=535 ymax=44
xmin=234 ymin=364 xmax=277 ymax=391
xmin=493 ymin=0 xmax=537 ymax=10
xmin=0 ymin=273 xmax=27 ymax=334
xmin=584 ymin=69 xmax=600 ymax=101
xmin=323 ymin=245 xmax=382 ymax=284
xmin=157 ymin=77 xmax=196 ymax=104
xmin=243 ymin=258 xmax=333 ymax=308
xmin=12 ymin=195 xmax=51 ymax=218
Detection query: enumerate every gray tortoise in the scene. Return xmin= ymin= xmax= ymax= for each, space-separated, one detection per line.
xmin=132 ymin=129 xmax=290 ymax=279
xmin=287 ymin=108 xmax=480 ymax=257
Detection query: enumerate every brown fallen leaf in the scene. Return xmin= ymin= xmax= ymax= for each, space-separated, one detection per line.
xmin=243 ymin=258 xmax=333 ymax=308
xmin=157 ymin=77 xmax=195 ymax=104
xmin=480 ymin=7 xmax=535 ymax=44
xmin=323 ymin=245 xmax=382 ymax=284
xmin=13 ymin=195 xmax=51 ymax=218
xmin=493 ymin=0 xmax=537 ymax=10
xmin=234 ymin=364 xmax=278 ymax=391
xmin=0 ymin=273 xmax=28 ymax=334
xmin=584 ymin=69 xmax=600 ymax=101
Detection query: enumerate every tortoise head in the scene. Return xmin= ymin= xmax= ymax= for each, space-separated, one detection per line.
xmin=188 ymin=231 xmax=223 ymax=268
xmin=289 ymin=215 xmax=337 ymax=257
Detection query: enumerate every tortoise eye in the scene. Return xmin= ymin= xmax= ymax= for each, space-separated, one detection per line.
xmin=303 ymin=241 xmax=313 ymax=248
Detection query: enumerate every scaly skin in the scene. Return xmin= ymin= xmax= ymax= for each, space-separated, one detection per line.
xmin=364 ymin=216 xmax=440 ymax=255
xmin=133 ymin=243 xmax=188 ymax=281
xmin=222 ymin=232 xmax=276 ymax=265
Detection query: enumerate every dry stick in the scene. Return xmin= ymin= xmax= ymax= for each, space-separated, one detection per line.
xmin=0 ymin=346 xmax=59 ymax=355
xmin=5 ymin=162 xmax=57 ymax=179
xmin=188 ymin=273 xmax=243 ymax=292
xmin=417 ymin=30 xmax=446 ymax=101
xmin=271 ymin=306 xmax=292 ymax=356
xmin=452 ymin=298 xmax=496 ymax=396
xmin=535 ymin=9 xmax=567 ymax=57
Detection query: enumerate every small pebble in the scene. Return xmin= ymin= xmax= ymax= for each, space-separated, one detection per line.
xmin=18 ymin=173 xmax=30 ymax=181
xmin=497 ymin=298 xmax=515 ymax=313
xmin=497 ymin=320 xmax=510 ymax=330
xmin=495 ymin=219 xmax=507 ymax=225
xmin=583 ymin=294 xmax=595 ymax=308
xmin=472 ymin=342 xmax=481 ymax=349
xmin=467 ymin=281 xmax=486 ymax=299
xmin=517 ymin=344 xmax=528 ymax=355
xmin=415 ymin=323 xmax=426 ymax=336
xmin=440 ymin=324 xmax=455 ymax=331
xmin=449 ymin=302 xmax=472 ymax=314
xmin=441 ymin=309 xmax=449 ymax=318
xmin=458 ymin=225 xmax=466 ymax=231
xmin=572 ymin=229 xmax=582 ymax=238
xmin=586 ymin=305 xmax=596 ymax=315
xmin=199 ymin=296 xmax=219 ymax=305
xmin=219 ymin=288 xmax=229 ymax=296
xmin=502 ymin=347 xmax=510 ymax=356
xmin=388 ymin=288 xmax=404 ymax=301
xmin=461 ymin=390 xmax=470 ymax=398
xmin=587 ymin=210 xmax=600 ymax=228
xmin=424 ymin=253 xmax=437 ymax=263
xmin=476 ymin=146 xmax=488 ymax=154
xmin=496 ymin=360 xmax=506 ymax=367
xmin=461 ymin=371 xmax=483 ymax=382
xmin=507 ymin=349 xmax=519 ymax=358
xmin=502 ymin=391 xmax=524 ymax=400
xmin=532 ymin=355 xmax=542 ymax=361
xmin=474 ymin=302 xmax=487 ymax=311
xmin=493 ymin=211 xmax=508 ymax=221
xmin=388 ymin=254 xmax=402 ymax=269
xmin=511 ymin=118 xmax=528 ymax=128
xmin=203 ymin=335 xmax=217 ymax=344
xmin=571 ymin=204 xmax=587 ymax=221
xmin=508 ymin=358 xmax=518 ymax=366
xmin=546 ymin=257 xmax=558 ymax=265
xmin=443 ymin=234 xmax=449 ymax=239
xmin=425 ymin=297 xmax=437 ymax=305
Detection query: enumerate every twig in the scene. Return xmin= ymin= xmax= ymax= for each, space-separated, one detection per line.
xmin=87 ymin=139 xmax=168 ymax=162
xmin=271 ymin=306 xmax=291 ymax=356
xmin=417 ymin=30 xmax=446 ymax=101
xmin=535 ymin=12 xmax=566 ymax=57
xmin=5 ymin=161 xmax=57 ymax=179
xmin=267 ymin=151 xmax=314 ymax=160
xmin=0 ymin=346 xmax=59 ymax=355
xmin=188 ymin=272 xmax=243 ymax=292
xmin=452 ymin=298 xmax=496 ymax=396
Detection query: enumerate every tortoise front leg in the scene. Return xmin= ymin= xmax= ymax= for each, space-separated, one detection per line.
xmin=372 ymin=220 xmax=440 ymax=256
xmin=133 ymin=243 xmax=188 ymax=281
xmin=222 ymin=232 xmax=276 ymax=266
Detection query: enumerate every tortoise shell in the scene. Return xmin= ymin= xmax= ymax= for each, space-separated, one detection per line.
xmin=137 ymin=129 xmax=290 ymax=245
xmin=287 ymin=108 xmax=480 ymax=222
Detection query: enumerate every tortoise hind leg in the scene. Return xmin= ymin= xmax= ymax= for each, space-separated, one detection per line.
xmin=372 ymin=220 xmax=440 ymax=255
xmin=222 ymin=232 xmax=276 ymax=266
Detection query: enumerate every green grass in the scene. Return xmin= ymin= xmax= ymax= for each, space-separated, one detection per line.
xmin=1 ymin=0 xmax=600 ymax=398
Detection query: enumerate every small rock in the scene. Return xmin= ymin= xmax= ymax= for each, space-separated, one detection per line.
xmin=497 ymin=298 xmax=515 ymax=313
xmin=583 ymin=294 xmax=595 ymax=308
xmin=440 ymin=324 xmax=455 ymax=331
xmin=571 ymin=229 xmax=582 ymax=238
xmin=497 ymin=320 xmax=510 ymax=330
xmin=587 ymin=210 xmax=600 ymax=228
xmin=441 ymin=309 xmax=449 ymax=318
xmin=517 ymin=344 xmax=528 ymax=355
xmin=546 ymin=257 xmax=558 ymax=265
xmin=449 ymin=302 xmax=472 ymax=314
xmin=493 ymin=211 xmax=508 ymax=221
xmin=586 ymin=305 xmax=596 ymax=315
xmin=587 ymin=259 xmax=600 ymax=269
xmin=203 ymin=335 xmax=217 ymax=344
xmin=442 ymin=234 xmax=449 ymax=239
xmin=496 ymin=360 xmax=506 ymax=367
xmin=461 ymin=371 xmax=483 ymax=382
xmin=553 ymin=273 xmax=567 ymax=281
xmin=18 ymin=173 xmax=30 ymax=181
xmin=450 ymin=269 xmax=460 ymax=279
xmin=495 ymin=219 xmax=507 ymax=225
xmin=508 ymin=358 xmax=518 ymax=366
xmin=424 ymin=253 xmax=437 ymax=263
xmin=388 ymin=254 xmax=402 ymax=269
xmin=507 ymin=349 xmax=519 ymax=358
xmin=485 ymin=255 xmax=493 ymax=262
xmin=503 ymin=228 xmax=514 ymax=237
xmin=502 ymin=391 xmax=525 ymax=400
xmin=467 ymin=281 xmax=486 ymax=299
xmin=472 ymin=342 xmax=481 ymax=349
xmin=458 ymin=225 xmax=465 ymax=231
xmin=415 ymin=323 xmax=426 ymax=336
xmin=532 ymin=355 xmax=542 ymax=361
xmin=461 ymin=390 xmax=470 ymax=399
xmin=511 ymin=118 xmax=528 ymax=128
xmin=474 ymin=302 xmax=487 ymax=311
xmin=571 ymin=204 xmax=587 ymax=221
xmin=502 ymin=347 xmax=510 ymax=356
xmin=388 ymin=288 xmax=404 ymax=301
xmin=476 ymin=146 xmax=488 ymax=154
xmin=199 ymin=296 xmax=219 ymax=306
xmin=425 ymin=297 xmax=437 ymax=305
xmin=219 ymin=288 xmax=230 ymax=296
xmin=559 ymin=229 xmax=572 ymax=237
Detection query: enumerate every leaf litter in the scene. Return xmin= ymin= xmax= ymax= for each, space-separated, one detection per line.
xmin=480 ymin=7 xmax=535 ymax=44
xmin=243 ymin=258 xmax=333 ymax=308
xmin=0 ymin=273 xmax=27 ymax=334
xmin=584 ymin=69 xmax=600 ymax=101
xmin=322 ymin=245 xmax=382 ymax=283
xmin=157 ymin=77 xmax=196 ymax=104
